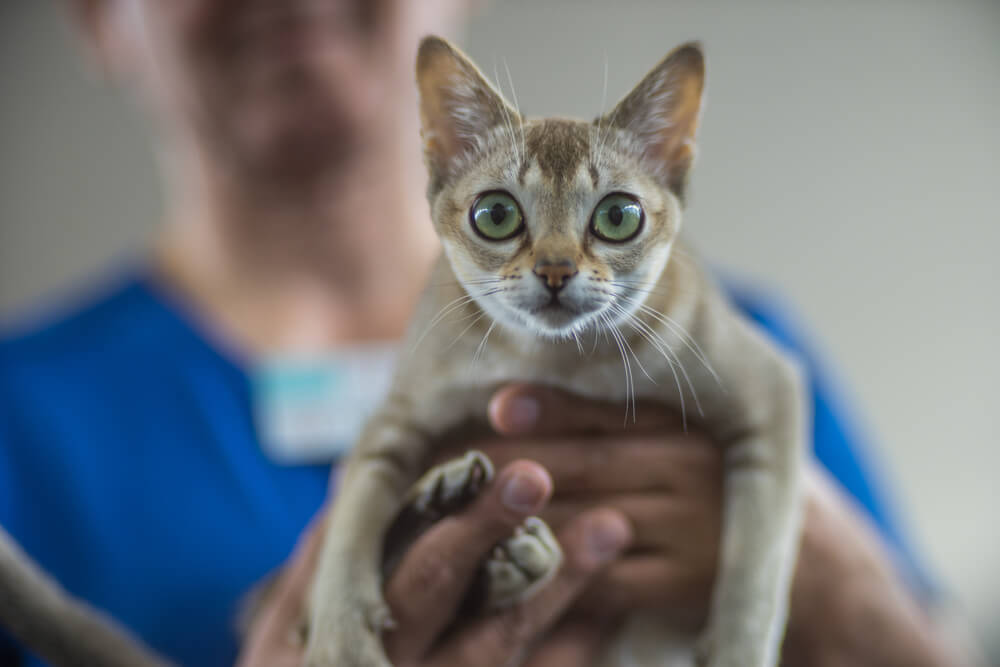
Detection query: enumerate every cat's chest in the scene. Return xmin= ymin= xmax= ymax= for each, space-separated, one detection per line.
xmin=397 ymin=331 xmax=703 ymax=437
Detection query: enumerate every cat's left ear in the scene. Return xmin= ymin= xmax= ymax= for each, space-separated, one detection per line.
xmin=600 ymin=43 xmax=705 ymax=201
xmin=416 ymin=36 xmax=520 ymax=190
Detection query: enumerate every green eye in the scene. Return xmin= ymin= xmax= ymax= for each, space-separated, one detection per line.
xmin=470 ymin=191 xmax=524 ymax=241
xmin=591 ymin=193 xmax=643 ymax=242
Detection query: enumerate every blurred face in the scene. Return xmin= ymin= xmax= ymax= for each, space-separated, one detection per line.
xmin=84 ymin=0 xmax=463 ymax=187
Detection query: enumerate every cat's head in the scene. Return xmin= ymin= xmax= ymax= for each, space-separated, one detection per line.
xmin=416 ymin=37 xmax=705 ymax=339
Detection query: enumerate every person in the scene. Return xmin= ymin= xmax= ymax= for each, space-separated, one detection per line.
xmin=0 ymin=0 xmax=974 ymax=665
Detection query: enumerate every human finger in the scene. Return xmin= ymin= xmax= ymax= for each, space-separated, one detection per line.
xmin=575 ymin=555 xmax=715 ymax=629
xmin=425 ymin=508 xmax=632 ymax=667
xmin=383 ymin=460 xmax=552 ymax=662
xmin=540 ymin=492 xmax=721 ymax=552
xmin=462 ymin=433 xmax=721 ymax=496
xmin=488 ymin=383 xmax=682 ymax=436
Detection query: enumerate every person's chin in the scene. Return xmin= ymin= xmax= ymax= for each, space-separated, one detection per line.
xmin=230 ymin=110 xmax=368 ymax=187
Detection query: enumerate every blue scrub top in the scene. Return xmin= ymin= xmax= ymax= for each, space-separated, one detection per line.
xmin=0 ymin=269 xmax=930 ymax=666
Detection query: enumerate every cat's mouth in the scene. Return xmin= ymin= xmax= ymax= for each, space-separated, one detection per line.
xmin=539 ymin=292 xmax=562 ymax=306
xmin=528 ymin=294 xmax=577 ymax=315
xmin=522 ymin=295 xmax=593 ymax=334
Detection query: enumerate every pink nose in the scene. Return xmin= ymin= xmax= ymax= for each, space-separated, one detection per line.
xmin=533 ymin=260 xmax=578 ymax=292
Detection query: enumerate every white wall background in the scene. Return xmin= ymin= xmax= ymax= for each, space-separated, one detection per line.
xmin=2 ymin=0 xmax=998 ymax=655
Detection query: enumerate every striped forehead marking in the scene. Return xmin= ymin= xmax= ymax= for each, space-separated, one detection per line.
xmin=519 ymin=120 xmax=594 ymax=188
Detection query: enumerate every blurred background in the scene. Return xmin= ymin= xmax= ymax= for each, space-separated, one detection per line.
xmin=2 ymin=0 xmax=998 ymax=658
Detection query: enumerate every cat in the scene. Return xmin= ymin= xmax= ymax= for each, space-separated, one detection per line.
xmin=304 ymin=36 xmax=806 ymax=667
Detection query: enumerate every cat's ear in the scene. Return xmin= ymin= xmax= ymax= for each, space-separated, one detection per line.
xmin=416 ymin=36 xmax=519 ymax=187
xmin=599 ymin=42 xmax=705 ymax=201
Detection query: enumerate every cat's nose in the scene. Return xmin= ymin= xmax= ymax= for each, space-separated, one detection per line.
xmin=533 ymin=259 xmax=578 ymax=293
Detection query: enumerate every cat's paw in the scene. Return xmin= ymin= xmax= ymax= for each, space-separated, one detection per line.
xmin=410 ymin=449 xmax=494 ymax=516
xmin=486 ymin=516 xmax=563 ymax=608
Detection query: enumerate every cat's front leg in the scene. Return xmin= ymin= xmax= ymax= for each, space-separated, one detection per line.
xmin=701 ymin=362 xmax=806 ymax=667
xmin=304 ymin=418 xmax=426 ymax=667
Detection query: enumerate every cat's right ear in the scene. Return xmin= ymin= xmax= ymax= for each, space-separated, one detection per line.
xmin=416 ymin=36 xmax=519 ymax=188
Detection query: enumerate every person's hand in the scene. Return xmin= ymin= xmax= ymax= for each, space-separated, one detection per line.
xmin=236 ymin=460 xmax=633 ymax=667
xmin=439 ymin=384 xmax=725 ymax=632
xmin=467 ymin=384 xmax=976 ymax=666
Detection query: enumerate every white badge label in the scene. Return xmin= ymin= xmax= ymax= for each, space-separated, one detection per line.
xmin=251 ymin=343 xmax=398 ymax=464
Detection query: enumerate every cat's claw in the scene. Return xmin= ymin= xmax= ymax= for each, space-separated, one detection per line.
xmin=409 ymin=449 xmax=494 ymax=516
xmin=366 ymin=602 xmax=397 ymax=633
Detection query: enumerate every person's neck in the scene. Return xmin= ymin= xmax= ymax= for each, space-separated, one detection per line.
xmin=153 ymin=144 xmax=439 ymax=357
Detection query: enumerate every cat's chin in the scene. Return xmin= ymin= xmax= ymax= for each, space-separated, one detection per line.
xmin=520 ymin=306 xmax=597 ymax=340
xmin=476 ymin=296 xmax=598 ymax=341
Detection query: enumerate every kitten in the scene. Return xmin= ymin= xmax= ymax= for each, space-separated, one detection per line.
xmin=304 ymin=36 xmax=806 ymax=667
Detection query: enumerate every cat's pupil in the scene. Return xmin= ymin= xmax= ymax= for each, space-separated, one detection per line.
xmin=490 ymin=203 xmax=507 ymax=225
xmin=609 ymin=206 xmax=623 ymax=226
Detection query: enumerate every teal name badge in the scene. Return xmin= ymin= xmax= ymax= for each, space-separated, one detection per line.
xmin=252 ymin=343 xmax=398 ymax=464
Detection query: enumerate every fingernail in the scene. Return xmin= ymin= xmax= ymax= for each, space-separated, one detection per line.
xmin=506 ymin=396 xmax=540 ymax=432
xmin=586 ymin=514 xmax=631 ymax=564
xmin=501 ymin=470 xmax=547 ymax=513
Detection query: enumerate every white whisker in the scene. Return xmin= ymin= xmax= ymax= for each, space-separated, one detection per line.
xmin=617 ymin=293 xmax=723 ymax=392
xmin=448 ymin=311 xmax=487 ymax=351
xmin=642 ymin=306 xmax=721 ymax=390
xmin=608 ymin=283 xmax=723 ymax=393
xmin=492 ymin=59 xmax=521 ymax=166
xmin=610 ymin=302 xmax=701 ymax=429
xmin=597 ymin=61 xmax=623 ymax=168
xmin=502 ymin=58 xmax=526 ymax=166
xmin=472 ymin=319 xmax=498 ymax=367
xmin=600 ymin=311 xmax=635 ymax=424
xmin=592 ymin=51 xmax=610 ymax=168
xmin=409 ymin=287 xmax=503 ymax=354
xmin=608 ymin=304 xmax=656 ymax=386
